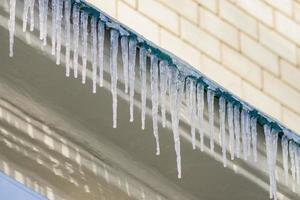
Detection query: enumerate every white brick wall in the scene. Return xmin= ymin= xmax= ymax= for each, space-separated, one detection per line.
xmin=87 ymin=0 xmax=300 ymax=135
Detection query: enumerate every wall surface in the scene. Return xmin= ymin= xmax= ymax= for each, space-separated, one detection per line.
xmin=87 ymin=0 xmax=300 ymax=134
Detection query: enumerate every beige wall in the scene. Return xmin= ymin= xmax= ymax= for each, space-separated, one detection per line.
xmin=87 ymin=0 xmax=300 ymax=134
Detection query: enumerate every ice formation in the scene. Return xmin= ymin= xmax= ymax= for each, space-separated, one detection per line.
xmin=6 ymin=2 xmax=300 ymax=198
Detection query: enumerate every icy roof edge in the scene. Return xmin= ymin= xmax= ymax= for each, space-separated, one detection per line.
xmin=77 ymin=0 xmax=300 ymax=145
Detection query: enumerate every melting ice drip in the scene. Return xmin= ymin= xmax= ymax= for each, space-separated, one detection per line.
xmin=7 ymin=0 xmax=300 ymax=198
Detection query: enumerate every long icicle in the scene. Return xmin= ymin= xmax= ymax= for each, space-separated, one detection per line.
xmin=227 ymin=102 xmax=235 ymax=160
xmin=197 ymin=84 xmax=205 ymax=152
xmin=121 ymin=36 xmax=129 ymax=93
xmin=38 ymin=0 xmax=44 ymax=39
xmin=139 ymin=47 xmax=147 ymax=130
xmin=110 ymin=29 xmax=119 ymax=128
xmin=42 ymin=0 xmax=48 ymax=45
xmin=159 ymin=61 xmax=168 ymax=128
xmin=29 ymin=0 xmax=35 ymax=31
xmin=9 ymin=0 xmax=16 ymax=57
xmin=55 ymin=0 xmax=63 ymax=65
xmin=219 ymin=96 xmax=227 ymax=167
xmin=207 ymin=89 xmax=215 ymax=153
xmin=64 ymin=0 xmax=71 ymax=77
xmin=91 ymin=16 xmax=98 ymax=93
xmin=81 ymin=12 xmax=89 ymax=84
xmin=23 ymin=0 xmax=30 ymax=32
xmin=281 ymin=135 xmax=289 ymax=185
xmin=150 ymin=55 xmax=160 ymax=155
xmin=72 ymin=4 xmax=80 ymax=78
xmin=233 ymin=105 xmax=241 ymax=158
xmin=170 ymin=68 xmax=183 ymax=179
xmin=241 ymin=109 xmax=247 ymax=160
xmin=246 ymin=112 xmax=251 ymax=158
xmin=250 ymin=117 xmax=257 ymax=162
xmin=98 ymin=20 xmax=105 ymax=87
xmin=187 ymin=79 xmax=196 ymax=150
xmin=289 ymin=141 xmax=296 ymax=181
xmin=51 ymin=0 xmax=56 ymax=55
xmin=129 ymin=38 xmax=137 ymax=122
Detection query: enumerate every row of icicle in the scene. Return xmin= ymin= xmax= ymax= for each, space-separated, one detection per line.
xmin=7 ymin=0 xmax=300 ymax=199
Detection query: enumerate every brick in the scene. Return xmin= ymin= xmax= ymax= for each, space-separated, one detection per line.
xmin=138 ymin=0 xmax=179 ymax=34
xmin=181 ymin=18 xmax=220 ymax=60
xmin=86 ymin=0 xmax=117 ymax=17
xmin=219 ymin=1 xmax=257 ymax=38
xmin=275 ymin=12 xmax=300 ymax=46
xmin=195 ymin=0 xmax=217 ymax=13
xmin=117 ymin=1 xmax=159 ymax=44
xmin=121 ymin=0 xmax=136 ymax=8
xmin=221 ymin=45 xmax=262 ymax=88
xmin=199 ymin=7 xmax=239 ymax=49
xmin=282 ymin=107 xmax=300 ymax=134
xmin=242 ymin=82 xmax=281 ymax=121
xmin=200 ymin=55 xmax=243 ymax=96
xmin=280 ymin=59 xmax=300 ymax=91
xmin=263 ymin=72 xmax=300 ymax=114
xmin=263 ymin=0 xmax=292 ymax=16
xmin=295 ymin=2 xmax=300 ymax=23
xmin=236 ymin=0 xmax=273 ymax=26
xmin=240 ymin=34 xmax=279 ymax=75
xmin=157 ymin=0 xmax=198 ymax=23
xmin=259 ymin=24 xmax=297 ymax=64
xmin=160 ymin=29 xmax=201 ymax=68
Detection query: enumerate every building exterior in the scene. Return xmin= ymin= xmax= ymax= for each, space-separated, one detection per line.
xmin=88 ymin=0 xmax=300 ymax=135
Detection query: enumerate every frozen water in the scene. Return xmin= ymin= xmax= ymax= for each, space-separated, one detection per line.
xmin=51 ymin=0 xmax=56 ymax=55
xmin=129 ymin=38 xmax=137 ymax=122
xmin=98 ymin=21 xmax=105 ymax=87
xmin=197 ymin=84 xmax=204 ymax=152
xmin=72 ymin=5 xmax=80 ymax=78
xmin=9 ymin=0 xmax=16 ymax=57
xmin=110 ymin=29 xmax=119 ymax=128
xmin=150 ymin=55 xmax=160 ymax=155
xmin=64 ymin=0 xmax=71 ymax=76
xmin=80 ymin=12 xmax=88 ymax=84
xmin=91 ymin=16 xmax=98 ymax=93
xmin=42 ymin=0 xmax=48 ymax=45
xmin=121 ymin=36 xmax=129 ymax=93
xmin=250 ymin=117 xmax=257 ymax=162
xmin=159 ymin=61 xmax=168 ymax=128
xmin=139 ymin=47 xmax=147 ymax=130
xmin=281 ymin=135 xmax=289 ymax=184
xmin=233 ymin=105 xmax=241 ymax=158
xmin=187 ymin=79 xmax=196 ymax=150
xmin=29 ymin=0 xmax=35 ymax=31
xmin=207 ymin=89 xmax=215 ymax=153
xmin=55 ymin=0 xmax=63 ymax=65
xmin=219 ymin=96 xmax=226 ymax=167
xmin=227 ymin=102 xmax=235 ymax=160
xmin=23 ymin=0 xmax=30 ymax=32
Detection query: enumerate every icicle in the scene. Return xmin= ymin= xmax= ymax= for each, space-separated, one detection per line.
xmin=121 ymin=36 xmax=129 ymax=93
xmin=227 ymin=102 xmax=235 ymax=160
xmin=159 ymin=61 xmax=168 ymax=128
xmin=98 ymin=20 xmax=105 ymax=87
xmin=295 ymin=145 xmax=300 ymax=185
xmin=246 ymin=112 xmax=251 ymax=158
xmin=264 ymin=125 xmax=278 ymax=200
xmin=150 ymin=55 xmax=160 ymax=155
xmin=42 ymin=0 xmax=49 ymax=46
xmin=281 ymin=135 xmax=289 ymax=185
xmin=187 ymin=79 xmax=196 ymax=150
xmin=64 ymin=0 xmax=71 ymax=77
xmin=289 ymin=141 xmax=296 ymax=181
xmin=29 ymin=0 xmax=35 ymax=31
xmin=250 ymin=117 xmax=257 ymax=162
xmin=9 ymin=0 xmax=16 ymax=57
xmin=55 ymin=0 xmax=63 ymax=65
xmin=38 ymin=0 xmax=44 ymax=39
xmin=110 ymin=29 xmax=119 ymax=128
xmin=139 ymin=47 xmax=147 ymax=130
xmin=129 ymin=38 xmax=137 ymax=122
xmin=72 ymin=4 xmax=80 ymax=78
xmin=81 ymin=12 xmax=88 ymax=84
xmin=241 ymin=109 xmax=248 ymax=160
xmin=23 ymin=0 xmax=30 ymax=32
xmin=91 ymin=16 xmax=98 ymax=93
xmin=219 ymin=96 xmax=226 ymax=167
xmin=170 ymin=68 xmax=183 ymax=179
xmin=51 ymin=0 xmax=57 ymax=55
xmin=207 ymin=89 xmax=215 ymax=153
xmin=233 ymin=105 xmax=241 ymax=158
xmin=197 ymin=84 xmax=204 ymax=152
